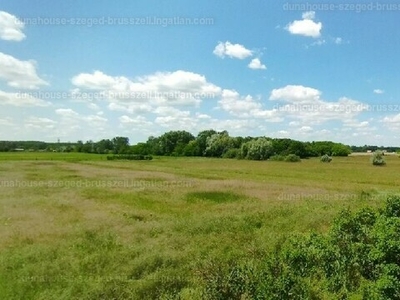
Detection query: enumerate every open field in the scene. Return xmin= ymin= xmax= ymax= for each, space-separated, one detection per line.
xmin=1 ymin=154 xmax=400 ymax=299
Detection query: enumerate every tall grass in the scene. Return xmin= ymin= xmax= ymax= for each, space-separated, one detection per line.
xmin=0 ymin=155 xmax=399 ymax=298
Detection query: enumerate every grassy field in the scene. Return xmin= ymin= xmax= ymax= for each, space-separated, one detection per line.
xmin=1 ymin=154 xmax=399 ymax=299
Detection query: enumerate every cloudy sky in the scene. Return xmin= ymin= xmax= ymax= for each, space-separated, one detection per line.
xmin=1 ymin=0 xmax=400 ymax=145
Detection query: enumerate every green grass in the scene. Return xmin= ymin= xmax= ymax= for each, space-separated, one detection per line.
xmin=0 ymin=155 xmax=400 ymax=299
xmin=0 ymin=152 xmax=108 ymax=161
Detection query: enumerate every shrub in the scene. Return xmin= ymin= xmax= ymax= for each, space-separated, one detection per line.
xmin=222 ymin=148 xmax=239 ymax=159
xmin=200 ymin=195 xmax=400 ymax=299
xmin=372 ymin=151 xmax=386 ymax=166
xmin=321 ymin=154 xmax=332 ymax=163
xmin=269 ymin=155 xmax=286 ymax=161
xmin=284 ymin=154 xmax=301 ymax=162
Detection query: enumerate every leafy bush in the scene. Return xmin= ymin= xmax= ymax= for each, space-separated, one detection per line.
xmin=200 ymin=195 xmax=400 ymax=299
xmin=269 ymin=155 xmax=286 ymax=161
xmin=222 ymin=148 xmax=239 ymax=159
xmin=284 ymin=154 xmax=301 ymax=162
xmin=321 ymin=154 xmax=332 ymax=163
xmin=372 ymin=150 xmax=386 ymax=166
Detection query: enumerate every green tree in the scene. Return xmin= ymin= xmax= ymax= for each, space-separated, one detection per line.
xmin=196 ymin=129 xmax=217 ymax=156
xmin=146 ymin=136 xmax=163 ymax=155
xmin=332 ymin=143 xmax=351 ymax=156
xmin=131 ymin=142 xmax=151 ymax=155
xmin=112 ymin=137 xmax=130 ymax=154
xmin=158 ymin=130 xmax=195 ymax=156
xmin=241 ymin=137 xmax=273 ymax=160
xmin=204 ymin=131 xmax=235 ymax=157
xmin=183 ymin=140 xmax=200 ymax=156
xmin=75 ymin=140 xmax=84 ymax=152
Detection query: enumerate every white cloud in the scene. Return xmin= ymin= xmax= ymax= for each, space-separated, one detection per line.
xmin=334 ymin=37 xmax=343 ymax=45
xmin=302 ymin=11 xmax=316 ymax=20
xmin=154 ymin=108 xmax=196 ymax=130
xmin=0 ymin=117 xmax=14 ymax=126
xmin=270 ymin=85 xmax=321 ymax=103
xmin=119 ymin=115 xmax=152 ymax=126
xmin=72 ymin=70 xmax=221 ymax=110
xmin=0 ymin=11 xmax=25 ymax=41
xmin=72 ymin=71 xmax=127 ymax=90
xmin=373 ymin=89 xmax=384 ymax=94
xmin=218 ymin=89 xmax=282 ymax=122
xmin=25 ymin=117 xmax=57 ymax=130
xmin=219 ymin=89 xmax=261 ymax=117
xmin=205 ymin=119 xmax=259 ymax=135
xmin=248 ymin=58 xmax=267 ymax=70
xmin=195 ymin=112 xmax=211 ymax=119
xmin=53 ymin=108 xmax=110 ymax=140
xmin=286 ymin=11 xmax=322 ymax=38
xmin=0 ymin=52 xmax=48 ymax=89
xmin=269 ymin=85 xmax=369 ymax=124
xmin=108 ymin=102 xmax=152 ymax=114
xmin=299 ymin=125 xmax=313 ymax=133
xmin=213 ymin=41 xmax=253 ymax=59
xmin=309 ymin=39 xmax=326 ymax=47
xmin=382 ymin=114 xmax=400 ymax=131
xmin=56 ymin=108 xmax=80 ymax=118
xmin=0 ymin=90 xmax=50 ymax=107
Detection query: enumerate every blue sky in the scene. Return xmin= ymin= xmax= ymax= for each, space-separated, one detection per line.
xmin=0 ymin=0 xmax=400 ymax=146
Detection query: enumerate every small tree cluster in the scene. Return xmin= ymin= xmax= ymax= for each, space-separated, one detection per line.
xmin=371 ymin=150 xmax=386 ymax=166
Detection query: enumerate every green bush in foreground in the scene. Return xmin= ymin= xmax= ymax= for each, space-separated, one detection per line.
xmin=200 ymin=195 xmax=400 ymax=299
xmin=372 ymin=150 xmax=386 ymax=166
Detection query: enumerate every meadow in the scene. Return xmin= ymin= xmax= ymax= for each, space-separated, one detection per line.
xmin=1 ymin=153 xmax=399 ymax=299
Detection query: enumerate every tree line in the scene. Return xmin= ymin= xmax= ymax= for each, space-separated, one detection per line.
xmin=2 ymin=130 xmax=398 ymax=159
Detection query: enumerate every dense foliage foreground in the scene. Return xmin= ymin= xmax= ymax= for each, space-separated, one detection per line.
xmin=202 ymin=195 xmax=400 ymax=299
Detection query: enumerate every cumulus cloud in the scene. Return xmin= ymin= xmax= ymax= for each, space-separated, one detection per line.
xmin=0 ymin=11 xmax=25 ymax=41
xmin=270 ymin=85 xmax=321 ymax=103
xmin=154 ymin=107 xmax=196 ymax=129
xmin=72 ymin=71 xmax=123 ymax=90
xmin=119 ymin=115 xmax=152 ymax=126
xmin=219 ymin=89 xmax=281 ymax=121
xmin=286 ymin=11 xmax=322 ymax=38
xmin=72 ymin=70 xmax=221 ymax=111
xmin=0 ymin=90 xmax=50 ymax=107
xmin=269 ymin=85 xmax=369 ymax=124
xmin=0 ymin=52 xmax=48 ymax=89
xmin=248 ymin=58 xmax=266 ymax=70
xmin=213 ymin=41 xmax=253 ymax=59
